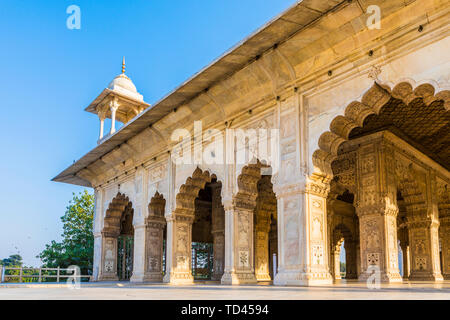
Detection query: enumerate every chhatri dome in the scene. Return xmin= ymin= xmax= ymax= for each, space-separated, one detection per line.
xmin=106 ymin=58 xmax=143 ymax=101
xmin=85 ymin=57 xmax=150 ymax=144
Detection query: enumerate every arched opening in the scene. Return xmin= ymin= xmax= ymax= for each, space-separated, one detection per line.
xmin=167 ymin=167 xmax=226 ymax=284
xmin=328 ymin=183 xmax=358 ymax=281
xmin=437 ymin=182 xmax=450 ymax=279
xmin=339 ymin=241 xmax=346 ymax=278
xmin=117 ymin=201 xmax=134 ymax=281
xmin=226 ymin=160 xmax=278 ymax=284
xmin=145 ymin=192 xmax=166 ymax=282
xmin=101 ymin=192 xmax=135 ymax=281
xmin=313 ymin=81 xmax=449 ymax=283
xmin=191 ymin=176 xmax=225 ymax=281
xmin=254 ymin=174 xmax=277 ymax=282
xmin=397 ymin=191 xmax=410 ymax=279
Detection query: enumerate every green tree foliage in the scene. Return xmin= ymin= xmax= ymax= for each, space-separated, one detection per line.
xmin=0 ymin=254 xmax=35 ymax=282
xmin=0 ymin=254 xmax=23 ymax=267
xmin=340 ymin=262 xmax=346 ymax=273
xmin=37 ymin=190 xmax=94 ymax=275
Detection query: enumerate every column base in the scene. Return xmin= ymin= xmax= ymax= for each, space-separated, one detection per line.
xmin=97 ymin=274 xmax=119 ymax=281
xmin=163 ymin=272 xmax=194 ymax=285
xmin=345 ymin=272 xmax=358 ymax=280
xmin=358 ymin=271 xmax=403 ymax=283
xmin=273 ymin=270 xmax=333 ymax=286
xmin=130 ymin=272 xmax=164 ymax=283
xmin=221 ymin=271 xmax=257 ymax=285
xmin=408 ymin=271 xmax=444 ymax=282
xmin=443 ymin=273 xmax=450 ymax=280
xmin=255 ymin=273 xmax=272 ymax=282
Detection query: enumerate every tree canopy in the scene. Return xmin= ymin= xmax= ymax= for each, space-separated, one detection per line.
xmin=0 ymin=254 xmax=23 ymax=267
xmin=37 ymin=190 xmax=94 ymax=274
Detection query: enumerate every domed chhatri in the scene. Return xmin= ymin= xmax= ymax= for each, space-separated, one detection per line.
xmin=108 ymin=74 xmax=138 ymax=94
xmin=107 ymin=57 xmax=143 ymax=102
xmin=84 ymin=57 xmax=150 ymax=143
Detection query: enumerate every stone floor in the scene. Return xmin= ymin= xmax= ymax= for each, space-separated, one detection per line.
xmin=0 ymin=280 xmax=449 ymax=300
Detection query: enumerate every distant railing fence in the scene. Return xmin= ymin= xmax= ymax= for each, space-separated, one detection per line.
xmin=0 ymin=265 xmax=92 ymax=283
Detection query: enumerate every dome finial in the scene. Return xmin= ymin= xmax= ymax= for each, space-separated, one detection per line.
xmin=122 ymin=56 xmax=125 ymax=74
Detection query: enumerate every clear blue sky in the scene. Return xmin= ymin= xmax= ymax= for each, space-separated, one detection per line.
xmin=0 ymin=0 xmax=296 ymax=266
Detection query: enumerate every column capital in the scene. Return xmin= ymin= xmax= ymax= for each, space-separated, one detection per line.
xmin=146 ymin=215 xmax=167 ymax=227
xmin=355 ymin=196 xmax=398 ymax=218
xmin=174 ymin=214 xmax=195 ymax=224
xmin=274 ymin=174 xmax=330 ymax=199
xmin=109 ymin=97 xmax=120 ymax=110
xmin=406 ymin=217 xmax=439 ymax=229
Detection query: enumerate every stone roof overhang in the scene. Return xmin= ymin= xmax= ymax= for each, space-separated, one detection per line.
xmin=52 ymin=0 xmax=346 ymax=187
xmin=84 ymin=88 xmax=150 ymax=115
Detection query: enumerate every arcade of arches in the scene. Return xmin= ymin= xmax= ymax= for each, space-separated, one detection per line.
xmin=317 ymin=82 xmax=450 ymax=282
xmin=51 ymin=0 xmax=450 ymax=288
xmin=94 ymin=82 xmax=449 ymax=285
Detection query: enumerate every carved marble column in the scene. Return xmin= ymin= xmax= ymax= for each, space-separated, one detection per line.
xmin=437 ymin=181 xmax=450 ymax=279
xmin=332 ymin=244 xmax=342 ymax=280
xmin=400 ymin=243 xmax=411 ymax=279
xmin=109 ymin=98 xmax=119 ymax=135
xmin=221 ymin=202 xmax=257 ymax=284
xmin=402 ymin=171 xmax=443 ymax=281
xmin=221 ymin=201 xmax=236 ymax=284
xmin=92 ymin=188 xmax=103 ymax=281
xmin=398 ymin=225 xmax=410 ymax=279
xmin=135 ymin=217 xmax=166 ymax=282
xmin=164 ymin=215 xmax=194 ymax=284
xmin=136 ymin=193 xmax=167 ymax=282
xmin=269 ymin=218 xmax=278 ymax=278
xmin=92 ymin=233 xmax=102 ymax=281
xmin=254 ymin=211 xmax=271 ymax=281
xmin=97 ymin=234 xmax=119 ymax=281
xmin=356 ymin=243 xmax=361 ymax=277
xmin=407 ymin=218 xmax=443 ymax=281
xmin=129 ymin=225 xmax=146 ymax=282
xmin=357 ymin=211 xmax=402 ymax=282
xmin=254 ymin=175 xmax=276 ymax=281
xmin=273 ymin=178 xmax=333 ymax=286
xmin=355 ymin=142 xmax=402 ymax=283
xmin=212 ymin=230 xmax=225 ymax=280
xmin=440 ymin=219 xmax=450 ymax=280
xmin=211 ymin=183 xmax=225 ymax=281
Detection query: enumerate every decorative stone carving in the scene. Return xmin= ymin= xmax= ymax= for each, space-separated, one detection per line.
xmin=149 ymin=163 xmax=167 ymax=183
xmin=238 ymin=213 xmax=250 ymax=247
xmin=312 ymin=245 xmax=324 ymax=265
xmin=312 ymin=81 xmax=450 ymax=177
xmin=407 ymin=219 xmax=443 ymax=281
xmin=353 ymin=138 xmax=402 ymax=283
xmin=367 ymin=253 xmax=380 ymax=266
xmin=239 ymin=251 xmax=249 ymax=267
xmin=104 ymin=260 xmax=114 ymax=273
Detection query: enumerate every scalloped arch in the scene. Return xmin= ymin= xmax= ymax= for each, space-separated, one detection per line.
xmin=234 ymin=160 xmax=273 ymax=209
xmin=103 ymin=192 xmax=133 ymax=236
xmin=312 ymin=81 xmax=450 ymax=177
xmin=174 ymin=167 xmax=212 ymax=217
xmin=148 ymin=191 xmax=166 ymax=218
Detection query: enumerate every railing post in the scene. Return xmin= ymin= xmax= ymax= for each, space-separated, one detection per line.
xmin=38 ymin=268 xmax=42 ymax=283
xmin=19 ymin=267 xmax=23 ymax=283
xmin=0 ymin=265 xmax=3 ymax=283
xmin=57 ymin=267 xmax=60 ymax=283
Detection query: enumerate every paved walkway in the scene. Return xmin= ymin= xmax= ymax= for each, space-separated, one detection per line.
xmin=1 ymin=280 xmax=449 ymax=300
